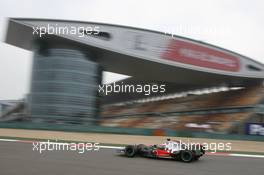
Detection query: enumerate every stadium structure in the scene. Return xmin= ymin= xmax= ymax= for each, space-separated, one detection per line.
xmin=2 ymin=18 xmax=264 ymax=135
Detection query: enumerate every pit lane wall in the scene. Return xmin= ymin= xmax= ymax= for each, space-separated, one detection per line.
xmin=0 ymin=122 xmax=263 ymax=142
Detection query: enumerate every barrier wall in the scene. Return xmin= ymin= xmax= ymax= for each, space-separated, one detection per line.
xmin=0 ymin=122 xmax=263 ymax=141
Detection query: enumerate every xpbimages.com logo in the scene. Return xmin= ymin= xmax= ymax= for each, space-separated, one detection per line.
xmin=98 ymin=82 xmax=166 ymax=96
xmin=32 ymin=140 xmax=100 ymax=154
xmin=32 ymin=24 xmax=100 ymax=37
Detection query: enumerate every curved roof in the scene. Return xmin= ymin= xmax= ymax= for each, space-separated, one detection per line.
xmin=5 ymin=18 xmax=264 ymax=88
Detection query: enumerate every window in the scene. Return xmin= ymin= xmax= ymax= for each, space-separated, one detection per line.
xmin=246 ymin=65 xmax=262 ymax=71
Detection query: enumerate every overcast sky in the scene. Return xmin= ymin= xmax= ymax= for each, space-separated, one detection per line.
xmin=0 ymin=0 xmax=264 ymax=100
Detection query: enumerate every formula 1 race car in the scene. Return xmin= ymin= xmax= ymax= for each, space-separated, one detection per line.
xmin=117 ymin=139 xmax=205 ymax=163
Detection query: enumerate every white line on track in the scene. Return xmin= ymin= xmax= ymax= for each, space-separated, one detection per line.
xmin=99 ymin=145 xmax=124 ymax=149
xmin=0 ymin=138 xmax=19 ymax=142
xmin=0 ymin=138 xmax=263 ymax=158
xmin=230 ymin=153 xmax=264 ymax=158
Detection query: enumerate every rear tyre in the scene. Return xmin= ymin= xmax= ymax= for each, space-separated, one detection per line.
xmin=193 ymin=156 xmax=200 ymax=161
xmin=124 ymin=145 xmax=137 ymax=157
xmin=180 ymin=150 xmax=193 ymax=162
xmin=137 ymin=144 xmax=147 ymax=152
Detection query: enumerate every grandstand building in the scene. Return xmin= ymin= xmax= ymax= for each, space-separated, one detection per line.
xmin=4 ymin=18 xmax=264 ymax=134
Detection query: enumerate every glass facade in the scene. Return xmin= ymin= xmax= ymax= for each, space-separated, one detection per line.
xmin=29 ymin=48 xmax=100 ymax=124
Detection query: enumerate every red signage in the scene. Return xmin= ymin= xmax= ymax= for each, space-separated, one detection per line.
xmin=162 ymin=39 xmax=240 ymax=72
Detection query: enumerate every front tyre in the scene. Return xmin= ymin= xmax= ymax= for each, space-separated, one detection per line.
xmin=180 ymin=150 xmax=193 ymax=163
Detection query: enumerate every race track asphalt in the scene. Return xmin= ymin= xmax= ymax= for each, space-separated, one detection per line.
xmin=0 ymin=141 xmax=263 ymax=175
